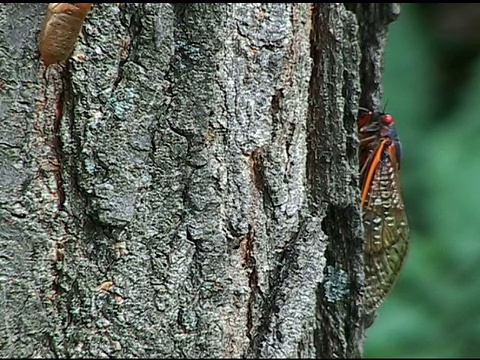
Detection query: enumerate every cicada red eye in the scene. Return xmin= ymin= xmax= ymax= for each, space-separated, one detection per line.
xmin=358 ymin=107 xmax=410 ymax=320
xmin=382 ymin=114 xmax=394 ymax=125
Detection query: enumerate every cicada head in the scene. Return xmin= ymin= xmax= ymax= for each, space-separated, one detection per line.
xmin=359 ymin=108 xmax=402 ymax=204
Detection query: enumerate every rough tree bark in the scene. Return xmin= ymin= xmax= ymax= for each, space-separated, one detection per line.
xmin=0 ymin=3 xmax=398 ymax=358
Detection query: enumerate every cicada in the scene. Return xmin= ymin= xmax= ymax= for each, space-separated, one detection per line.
xmin=39 ymin=3 xmax=93 ymax=66
xmin=358 ymin=107 xmax=410 ymax=317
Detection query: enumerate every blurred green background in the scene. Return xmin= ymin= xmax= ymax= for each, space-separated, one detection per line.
xmin=364 ymin=3 xmax=480 ymax=358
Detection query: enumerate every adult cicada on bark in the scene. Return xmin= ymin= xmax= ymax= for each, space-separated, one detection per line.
xmin=358 ymin=108 xmax=410 ymax=321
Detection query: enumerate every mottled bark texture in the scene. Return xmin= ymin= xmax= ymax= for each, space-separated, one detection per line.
xmin=0 ymin=3 xmax=397 ymax=358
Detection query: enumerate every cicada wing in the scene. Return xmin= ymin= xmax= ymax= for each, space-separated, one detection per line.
xmin=362 ymin=145 xmax=410 ymax=314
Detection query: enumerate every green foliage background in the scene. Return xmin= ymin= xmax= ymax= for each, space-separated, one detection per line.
xmin=364 ymin=3 xmax=480 ymax=358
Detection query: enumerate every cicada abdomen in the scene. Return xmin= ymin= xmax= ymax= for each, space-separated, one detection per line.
xmin=39 ymin=3 xmax=93 ymax=66
xmin=358 ymin=108 xmax=410 ymax=319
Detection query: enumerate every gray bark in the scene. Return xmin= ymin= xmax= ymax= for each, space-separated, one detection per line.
xmin=0 ymin=3 xmax=397 ymax=358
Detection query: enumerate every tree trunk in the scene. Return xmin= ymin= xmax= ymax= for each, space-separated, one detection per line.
xmin=0 ymin=3 xmax=397 ymax=358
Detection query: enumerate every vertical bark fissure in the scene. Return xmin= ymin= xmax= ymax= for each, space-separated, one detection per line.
xmin=245 ymin=223 xmax=258 ymax=345
xmin=35 ymin=64 xmax=74 ymax=357
xmin=52 ymin=77 xmax=66 ymax=211
xmin=346 ymin=3 xmax=401 ymax=109
xmin=308 ymin=3 xmax=363 ymax=358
